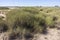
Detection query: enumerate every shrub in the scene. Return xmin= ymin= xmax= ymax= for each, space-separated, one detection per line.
xmin=23 ymin=7 xmax=39 ymax=14
xmin=6 ymin=9 xmax=46 ymax=33
xmin=40 ymin=9 xmax=43 ymax=11
xmin=6 ymin=8 xmax=55 ymax=34
xmin=0 ymin=7 xmax=9 ymax=10
xmin=45 ymin=16 xmax=55 ymax=28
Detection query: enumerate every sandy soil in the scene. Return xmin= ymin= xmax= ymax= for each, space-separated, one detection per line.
xmin=33 ymin=28 xmax=60 ymax=40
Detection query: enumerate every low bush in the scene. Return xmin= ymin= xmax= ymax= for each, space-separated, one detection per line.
xmin=6 ymin=8 xmax=55 ymax=34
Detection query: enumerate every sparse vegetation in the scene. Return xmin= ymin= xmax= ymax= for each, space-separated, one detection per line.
xmin=0 ymin=7 xmax=9 ymax=10
xmin=0 ymin=7 xmax=60 ymax=40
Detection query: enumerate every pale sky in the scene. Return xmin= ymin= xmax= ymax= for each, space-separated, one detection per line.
xmin=0 ymin=0 xmax=60 ymax=6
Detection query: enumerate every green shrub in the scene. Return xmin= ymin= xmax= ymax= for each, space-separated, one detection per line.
xmin=23 ymin=7 xmax=39 ymax=14
xmin=40 ymin=9 xmax=43 ymax=11
xmin=0 ymin=7 xmax=9 ymax=10
xmin=6 ymin=8 xmax=55 ymax=34
xmin=6 ymin=9 xmax=45 ymax=33
xmin=45 ymin=17 xmax=53 ymax=26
